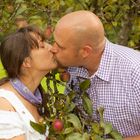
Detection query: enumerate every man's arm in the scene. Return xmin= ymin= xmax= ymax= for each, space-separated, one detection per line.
xmin=124 ymin=135 xmax=140 ymax=140
xmin=124 ymin=67 xmax=140 ymax=140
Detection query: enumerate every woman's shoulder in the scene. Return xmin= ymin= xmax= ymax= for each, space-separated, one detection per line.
xmin=0 ymin=96 xmax=15 ymax=111
xmin=0 ymin=88 xmax=36 ymax=122
xmin=0 ymin=88 xmax=16 ymax=111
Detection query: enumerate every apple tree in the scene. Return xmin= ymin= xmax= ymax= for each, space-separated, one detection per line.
xmin=0 ymin=0 xmax=139 ymax=48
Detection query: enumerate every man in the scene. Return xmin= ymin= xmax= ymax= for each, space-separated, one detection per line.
xmin=50 ymin=10 xmax=140 ymax=139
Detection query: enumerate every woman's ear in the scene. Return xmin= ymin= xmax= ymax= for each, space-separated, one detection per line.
xmin=80 ymin=45 xmax=93 ymax=58
xmin=22 ymin=57 xmax=31 ymax=68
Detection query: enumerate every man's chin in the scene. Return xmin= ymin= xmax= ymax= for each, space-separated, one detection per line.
xmin=58 ymin=64 xmax=68 ymax=69
xmin=56 ymin=61 xmax=68 ymax=69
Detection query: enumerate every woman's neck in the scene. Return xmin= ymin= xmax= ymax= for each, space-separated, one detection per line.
xmin=19 ymin=74 xmax=44 ymax=94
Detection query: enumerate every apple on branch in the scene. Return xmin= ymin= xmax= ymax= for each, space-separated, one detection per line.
xmin=52 ymin=119 xmax=64 ymax=132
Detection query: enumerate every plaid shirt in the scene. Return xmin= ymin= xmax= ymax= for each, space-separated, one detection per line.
xmin=67 ymin=39 xmax=140 ymax=137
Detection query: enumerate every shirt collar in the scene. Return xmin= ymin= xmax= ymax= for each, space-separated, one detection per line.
xmin=95 ymin=39 xmax=114 ymax=82
xmin=68 ymin=67 xmax=89 ymax=79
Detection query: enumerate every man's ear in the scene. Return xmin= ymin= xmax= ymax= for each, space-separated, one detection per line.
xmin=22 ymin=57 xmax=31 ymax=68
xmin=80 ymin=45 xmax=93 ymax=58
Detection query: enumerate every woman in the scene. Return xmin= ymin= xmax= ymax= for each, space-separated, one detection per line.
xmin=0 ymin=26 xmax=57 ymax=139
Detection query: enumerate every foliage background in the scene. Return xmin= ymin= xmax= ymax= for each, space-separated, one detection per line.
xmin=0 ymin=0 xmax=140 ymax=78
xmin=0 ymin=0 xmax=140 ymax=47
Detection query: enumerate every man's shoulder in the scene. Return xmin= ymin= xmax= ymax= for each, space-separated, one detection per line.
xmin=108 ymin=40 xmax=140 ymax=57
xmin=106 ymin=40 xmax=140 ymax=65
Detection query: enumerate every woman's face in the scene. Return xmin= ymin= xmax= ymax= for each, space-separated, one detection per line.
xmin=28 ymin=33 xmax=57 ymax=73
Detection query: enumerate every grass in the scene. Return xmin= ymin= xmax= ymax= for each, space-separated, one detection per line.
xmin=0 ymin=62 xmax=65 ymax=93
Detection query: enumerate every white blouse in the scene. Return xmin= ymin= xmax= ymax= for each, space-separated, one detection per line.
xmin=0 ymin=89 xmax=48 ymax=140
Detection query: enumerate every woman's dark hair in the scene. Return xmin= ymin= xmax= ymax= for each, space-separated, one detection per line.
xmin=0 ymin=25 xmax=45 ymax=81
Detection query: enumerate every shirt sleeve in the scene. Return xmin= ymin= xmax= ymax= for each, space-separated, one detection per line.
xmin=0 ymin=110 xmax=25 ymax=139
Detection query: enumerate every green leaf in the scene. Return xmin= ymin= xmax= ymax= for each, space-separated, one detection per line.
xmin=37 ymin=0 xmax=49 ymax=6
xmin=65 ymin=7 xmax=74 ymax=13
xmin=82 ymin=94 xmax=93 ymax=116
xmin=15 ymin=4 xmax=27 ymax=16
xmin=64 ymin=95 xmax=75 ymax=112
xmin=79 ymin=79 xmax=90 ymax=91
xmin=82 ymin=132 xmax=90 ymax=140
xmin=65 ymin=132 xmax=83 ymax=140
xmin=67 ymin=102 xmax=76 ymax=113
xmin=91 ymin=122 xmax=100 ymax=134
xmin=29 ymin=15 xmax=42 ymax=20
xmin=91 ymin=134 xmax=104 ymax=140
xmin=68 ymin=91 xmax=76 ymax=100
xmin=91 ymin=122 xmax=104 ymax=136
xmin=110 ymin=130 xmax=123 ymax=140
xmin=112 ymin=21 xmax=118 ymax=27
xmin=66 ymin=132 xmax=90 ymax=140
xmin=66 ymin=113 xmax=82 ymax=131
xmin=62 ymin=127 xmax=74 ymax=134
xmin=97 ymin=0 xmax=104 ymax=6
xmin=30 ymin=121 xmax=46 ymax=134
xmin=15 ymin=0 xmax=24 ymax=3
xmin=102 ymin=122 xmax=113 ymax=135
xmin=128 ymin=40 xmax=135 ymax=47
xmin=63 ymin=95 xmax=70 ymax=110
xmin=97 ymin=107 xmax=104 ymax=122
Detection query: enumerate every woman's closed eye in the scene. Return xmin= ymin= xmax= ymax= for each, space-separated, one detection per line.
xmin=39 ymin=41 xmax=46 ymax=48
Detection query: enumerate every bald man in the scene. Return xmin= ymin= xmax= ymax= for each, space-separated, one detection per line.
xmin=51 ymin=10 xmax=140 ymax=139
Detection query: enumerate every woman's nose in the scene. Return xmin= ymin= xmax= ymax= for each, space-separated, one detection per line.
xmin=50 ymin=44 xmax=58 ymax=53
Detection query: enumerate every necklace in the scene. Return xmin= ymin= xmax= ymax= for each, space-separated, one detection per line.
xmin=10 ymin=78 xmax=42 ymax=106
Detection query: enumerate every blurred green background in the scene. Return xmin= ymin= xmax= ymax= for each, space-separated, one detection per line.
xmin=0 ymin=0 xmax=139 ymax=48
xmin=0 ymin=61 xmax=6 ymax=79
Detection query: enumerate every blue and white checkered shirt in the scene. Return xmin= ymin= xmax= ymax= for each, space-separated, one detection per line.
xmin=67 ymin=39 xmax=140 ymax=137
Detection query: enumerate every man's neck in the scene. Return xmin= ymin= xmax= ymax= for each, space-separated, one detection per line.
xmin=86 ymin=53 xmax=103 ymax=77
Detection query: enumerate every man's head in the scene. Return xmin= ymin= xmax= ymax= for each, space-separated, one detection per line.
xmin=51 ymin=10 xmax=105 ymax=70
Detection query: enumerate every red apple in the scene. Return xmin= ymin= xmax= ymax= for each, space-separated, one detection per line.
xmin=59 ymin=72 xmax=70 ymax=82
xmin=52 ymin=119 xmax=64 ymax=132
xmin=44 ymin=26 xmax=53 ymax=39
